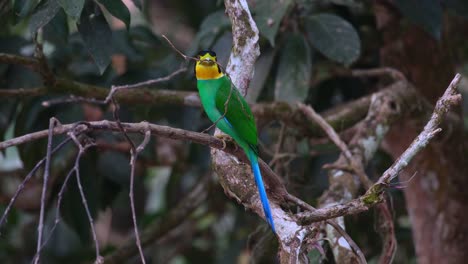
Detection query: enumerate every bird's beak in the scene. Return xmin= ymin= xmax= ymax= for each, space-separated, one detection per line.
xmin=200 ymin=59 xmax=215 ymax=66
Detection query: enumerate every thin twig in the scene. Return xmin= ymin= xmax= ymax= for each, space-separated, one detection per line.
xmin=128 ymin=124 xmax=152 ymax=264
xmin=298 ymin=103 xmax=373 ymax=188
xmin=69 ymin=132 xmax=102 ymax=263
xmin=37 ymin=163 xmax=76 ymax=253
xmin=327 ymin=220 xmax=367 ymax=264
xmin=351 ymin=67 xmax=406 ymax=82
xmin=298 ymin=104 xmax=353 ymax=159
xmin=161 ymin=35 xmax=198 ymax=62
xmin=111 ymin=98 xmax=136 ymax=150
xmin=33 ymin=118 xmax=57 ymax=264
xmin=104 ymin=66 xmax=187 ymax=103
xmin=269 ymin=122 xmax=286 ymax=168
xmin=42 ymin=95 xmax=108 ymax=107
xmin=377 ymin=201 xmax=396 ymax=264
xmin=40 ymin=66 xmax=187 ymax=107
xmin=108 ymin=87 xmax=147 ymax=263
xmin=161 ymin=34 xmax=229 ymax=80
xmin=0 ymin=138 xmax=72 ymax=230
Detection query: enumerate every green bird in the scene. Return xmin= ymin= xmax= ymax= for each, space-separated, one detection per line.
xmin=194 ymin=50 xmax=275 ymax=233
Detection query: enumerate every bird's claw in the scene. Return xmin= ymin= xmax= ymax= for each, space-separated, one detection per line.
xmin=215 ymin=134 xmax=232 ymax=150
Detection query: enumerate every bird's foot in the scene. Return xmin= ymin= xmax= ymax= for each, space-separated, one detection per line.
xmin=214 ymin=134 xmax=232 ymax=150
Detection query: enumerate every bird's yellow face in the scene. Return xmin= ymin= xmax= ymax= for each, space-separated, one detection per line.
xmin=195 ymin=51 xmax=224 ymax=80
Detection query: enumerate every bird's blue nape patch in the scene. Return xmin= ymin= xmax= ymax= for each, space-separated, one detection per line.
xmin=224 ymin=117 xmax=233 ymax=128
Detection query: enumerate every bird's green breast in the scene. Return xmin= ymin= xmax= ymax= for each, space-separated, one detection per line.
xmin=196 ymin=77 xmax=225 ymax=123
xmin=197 ymin=75 xmax=258 ymax=152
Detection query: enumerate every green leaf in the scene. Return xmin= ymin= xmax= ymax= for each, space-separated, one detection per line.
xmin=57 ymin=0 xmax=84 ymax=21
xmin=394 ymin=0 xmax=442 ymax=39
xmin=77 ymin=5 xmax=113 ymax=74
xmin=274 ymin=33 xmax=312 ymax=103
xmin=97 ymin=0 xmax=131 ymax=30
xmin=43 ymin=8 xmax=69 ymax=45
xmin=29 ymin=0 xmax=61 ymax=34
xmin=192 ymin=10 xmax=230 ymax=51
xmin=305 ymin=13 xmax=360 ymax=65
xmin=254 ymin=0 xmax=292 ymax=46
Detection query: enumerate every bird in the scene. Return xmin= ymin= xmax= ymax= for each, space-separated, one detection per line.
xmin=194 ymin=50 xmax=276 ymax=233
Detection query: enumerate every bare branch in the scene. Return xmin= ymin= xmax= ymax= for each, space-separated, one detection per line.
xmin=0 ymin=53 xmax=38 ymax=67
xmin=42 ymin=95 xmax=108 ymax=107
xmin=298 ymin=104 xmax=354 ymax=159
xmin=104 ymin=66 xmax=187 ymax=104
xmin=298 ymin=103 xmax=373 ymax=188
xmin=161 ymin=35 xmax=198 ymax=62
xmin=351 ymin=67 xmax=406 ymax=81
xmin=39 ymin=159 xmax=77 ymax=252
xmin=33 ymin=118 xmax=57 ymax=264
xmin=0 ymin=138 xmax=72 ymax=229
xmin=377 ymin=202 xmax=396 ymax=264
xmin=0 ymin=120 xmax=220 ymax=153
xmin=327 ymin=220 xmax=367 ymax=264
xmin=128 ymin=123 xmax=152 ymax=264
xmin=69 ymin=133 xmax=102 ymax=263
xmin=376 ymin=73 xmax=462 ymax=185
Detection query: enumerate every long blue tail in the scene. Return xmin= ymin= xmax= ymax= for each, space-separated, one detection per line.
xmin=247 ymin=150 xmax=276 ymax=233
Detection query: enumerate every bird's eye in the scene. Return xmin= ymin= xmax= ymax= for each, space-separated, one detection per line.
xmin=208 ymin=51 xmax=216 ymax=57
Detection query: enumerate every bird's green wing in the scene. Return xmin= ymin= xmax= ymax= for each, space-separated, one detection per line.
xmin=215 ymin=76 xmax=258 ymax=150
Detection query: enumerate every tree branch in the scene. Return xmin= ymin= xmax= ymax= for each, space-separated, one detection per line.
xmin=376 ymin=74 xmax=462 ymax=185
xmin=128 ymin=124 xmax=152 ymax=264
xmin=0 ymin=137 xmax=73 ymax=229
xmin=33 ymin=118 xmax=57 ymax=264
xmin=0 ymin=53 xmax=38 ymax=67
xmin=1 ymin=50 xmax=413 ymax=140
xmin=68 ymin=132 xmax=102 ymax=263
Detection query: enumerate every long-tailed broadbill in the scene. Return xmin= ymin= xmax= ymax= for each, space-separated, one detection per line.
xmin=194 ymin=50 xmax=275 ymax=233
